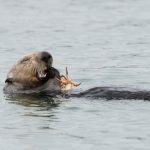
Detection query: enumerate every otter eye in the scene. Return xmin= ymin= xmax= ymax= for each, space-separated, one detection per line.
xmin=40 ymin=52 xmax=52 ymax=63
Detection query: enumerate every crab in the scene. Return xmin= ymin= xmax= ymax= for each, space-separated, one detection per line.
xmin=56 ymin=67 xmax=81 ymax=91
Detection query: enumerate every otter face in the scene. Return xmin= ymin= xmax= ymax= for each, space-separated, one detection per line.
xmin=4 ymin=51 xmax=60 ymax=92
xmin=35 ymin=51 xmax=53 ymax=80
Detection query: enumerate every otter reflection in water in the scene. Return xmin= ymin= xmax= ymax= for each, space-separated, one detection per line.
xmin=3 ymin=51 xmax=150 ymax=100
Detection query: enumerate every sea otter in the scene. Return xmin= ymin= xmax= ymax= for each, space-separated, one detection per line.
xmin=4 ymin=51 xmax=150 ymax=100
xmin=3 ymin=51 xmax=61 ymax=93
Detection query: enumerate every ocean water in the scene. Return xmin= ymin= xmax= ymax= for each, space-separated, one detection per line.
xmin=1 ymin=0 xmax=150 ymax=149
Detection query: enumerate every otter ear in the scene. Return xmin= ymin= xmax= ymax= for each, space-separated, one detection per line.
xmin=5 ymin=78 xmax=13 ymax=84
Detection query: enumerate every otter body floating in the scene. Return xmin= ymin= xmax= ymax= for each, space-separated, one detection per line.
xmin=73 ymin=87 xmax=150 ymax=100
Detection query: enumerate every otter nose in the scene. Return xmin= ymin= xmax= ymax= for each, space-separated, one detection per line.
xmin=40 ymin=51 xmax=52 ymax=63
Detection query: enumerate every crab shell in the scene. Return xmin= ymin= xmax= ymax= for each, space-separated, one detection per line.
xmin=60 ymin=83 xmax=74 ymax=91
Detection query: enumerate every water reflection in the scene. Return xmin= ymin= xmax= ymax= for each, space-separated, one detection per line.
xmin=5 ymin=92 xmax=62 ymax=108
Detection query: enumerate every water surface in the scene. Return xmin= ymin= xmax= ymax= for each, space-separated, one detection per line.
xmin=1 ymin=0 xmax=150 ymax=149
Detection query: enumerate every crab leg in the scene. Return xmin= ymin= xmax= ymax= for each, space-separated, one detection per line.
xmin=71 ymin=82 xmax=81 ymax=87
xmin=56 ymin=67 xmax=81 ymax=90
xmin=66 ymin=67 xmax=68 ymax=79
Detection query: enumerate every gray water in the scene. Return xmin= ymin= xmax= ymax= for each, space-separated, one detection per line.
xmin=1 ymin=0 xmax=150 ymax=149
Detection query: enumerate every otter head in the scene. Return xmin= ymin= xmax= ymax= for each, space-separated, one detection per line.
xmin=4 ymin=51 xmax=60 ymax=91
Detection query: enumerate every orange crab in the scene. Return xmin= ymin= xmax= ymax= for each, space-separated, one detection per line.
xmin=56 ymin=67 xmax=81 ymax=91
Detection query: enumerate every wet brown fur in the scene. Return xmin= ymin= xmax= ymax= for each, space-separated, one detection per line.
xmin=6 ymin=52 xmax=53 ymax=90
